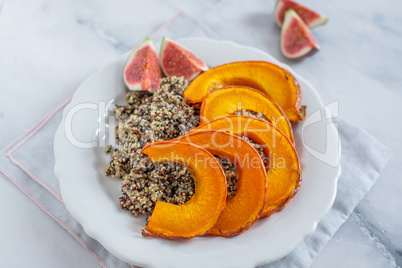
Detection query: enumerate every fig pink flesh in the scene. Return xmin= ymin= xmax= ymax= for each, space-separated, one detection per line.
xmin=276 ymin=0 xmax=326 ymax=28
xmin=162 ymin=41 xmax=206 ymax=80
xmin=125 ymin=45 xmax=161 ymax=91
xmin=282 ymin=10 xmax=319 ymax=58
xmin=284 ymin=19 xmax=310 ymax=54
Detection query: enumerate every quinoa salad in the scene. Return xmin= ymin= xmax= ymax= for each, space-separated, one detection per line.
xmin=104 ymin=76 xmax=268 ymax=220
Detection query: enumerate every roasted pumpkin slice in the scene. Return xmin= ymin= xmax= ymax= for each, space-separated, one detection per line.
xmin=183 ymin=61 xmax=304 ymax=121
xmin=192 ymin=115 xmax=301 ymax=217
xmin=141 ymin=142 xmax=227 ymax=239
xmin=174 ymin=130 xmax=267 ymax=237
xmin=200 ymin=85 xmax=294 ymax=143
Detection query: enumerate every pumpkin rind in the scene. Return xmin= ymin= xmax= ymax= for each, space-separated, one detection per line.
xmin=183 ymin=61 xmax=302 ymax=121
xmin=142 ymin=142 xmax=227 ymax=239
xmin=200 ymin=86 xmax=294 ymax=143
xmin=174 ymin=130 xmax=267 ymax=237
xmin=193 ymin=116 xmax=301 ymax=217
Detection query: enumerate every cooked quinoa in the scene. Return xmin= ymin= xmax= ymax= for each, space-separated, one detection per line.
xmin=234 ymin=109 xmax=270 ymax=167
xmin=105 ymin=77 xmax=270 ymax=219
xmin=240 ymin=136 xmax=269 ymax=168
xmin=104 ymin=77 xmax=201 ymax=218
xmin=233 ymin=109 xmax=267 ymax=121
xmin=215 ymin=156 xmax=238 ymax=198
xmin=119 ymin=159 xmax=196 ymax=220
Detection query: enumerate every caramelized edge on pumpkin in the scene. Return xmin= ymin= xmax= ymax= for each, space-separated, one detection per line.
xmin=174 ymin=130 xmax=267 ymax=237
xmin=141 ymin=141 xmax=227 ymax=239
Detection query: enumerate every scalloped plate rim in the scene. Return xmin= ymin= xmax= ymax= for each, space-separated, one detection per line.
xmin=54 ymin=37 xmax=341 ymax=268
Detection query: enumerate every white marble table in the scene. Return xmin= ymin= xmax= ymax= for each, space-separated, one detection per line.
xmin=0 ymin=0 xmax=401 ymax=267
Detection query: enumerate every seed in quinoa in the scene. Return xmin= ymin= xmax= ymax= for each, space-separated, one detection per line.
xmin=105 ymin=145 xmax=113 ymax=153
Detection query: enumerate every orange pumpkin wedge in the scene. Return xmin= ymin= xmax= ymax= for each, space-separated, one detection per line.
xmin=141 ymin=142 xmax=227 ymax=239
xmin=200 ymin=85 xmax=294 ymax=143
xmin=174 ymin=130 xmax=267 ymax=237
xmin=183 ymin=61 xmax=304 ymax=121
xmin=192 ymin=115 xmax=301 ymax=217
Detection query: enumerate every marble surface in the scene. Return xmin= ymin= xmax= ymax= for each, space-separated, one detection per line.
xmin=0 ymin=0 xmax=401 ymax=267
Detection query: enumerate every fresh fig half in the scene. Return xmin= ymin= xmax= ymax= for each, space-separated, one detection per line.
xmin=275 ymin=0 xmax=328 ymax=28
xmin=281 ymin=9 xmax=320 ymax=59
xmin=160 ymin=37 xmax=208 ymax=81
xmin=123 ymin=37 xmax=162 ymax=92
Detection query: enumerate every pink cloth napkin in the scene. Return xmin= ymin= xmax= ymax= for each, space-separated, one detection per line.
xmin=0 ymin=11 xmax=392 ymax=268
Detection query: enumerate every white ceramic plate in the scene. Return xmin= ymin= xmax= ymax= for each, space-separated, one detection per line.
xmin=54 ymin=37 xmax=341 ymax=268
